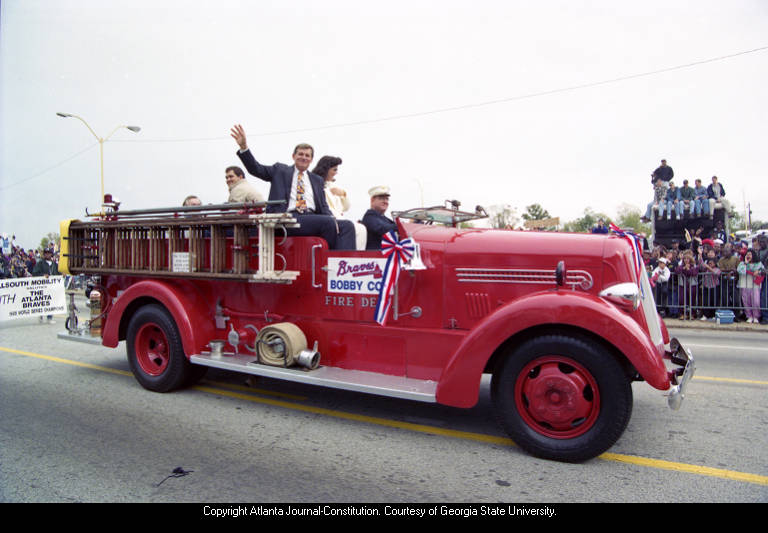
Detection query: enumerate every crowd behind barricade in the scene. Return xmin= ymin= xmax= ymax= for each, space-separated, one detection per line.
xmin=1 ymin=233 xmax=60 ymax=279
xmin=644 ymin=231 xmax=767 ymax=324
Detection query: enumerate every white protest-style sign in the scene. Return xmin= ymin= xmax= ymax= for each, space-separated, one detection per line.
xmin=0 ymin=276 xmax=66 ymax=321
xmin=172 ymin=252 xmax=190 ymax=272
xmin=327 ymin=257 xmax=388 ymax=295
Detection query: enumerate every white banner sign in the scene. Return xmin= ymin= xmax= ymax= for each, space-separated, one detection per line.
xmin=0 ymin=276 xmax=66 ymax=321
xmin=327 ymin=257 xmax=387 ymax=294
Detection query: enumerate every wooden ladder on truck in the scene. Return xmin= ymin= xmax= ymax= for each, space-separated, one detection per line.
xmin=63 ymin=202 xmax=301 ymax=283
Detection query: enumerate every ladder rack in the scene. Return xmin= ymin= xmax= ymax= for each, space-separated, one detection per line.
xmin=65 ymin=202 xmax=302 ymax=283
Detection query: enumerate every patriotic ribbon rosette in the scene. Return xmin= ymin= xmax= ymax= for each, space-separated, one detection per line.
xmin=609 ymin=222 xmax=645 ymax=296
xmin=374 ymin=231 xmax=414 ymax=325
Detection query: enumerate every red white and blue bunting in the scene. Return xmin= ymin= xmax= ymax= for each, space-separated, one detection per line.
xmin=609 ymin=222 xmax=645 ymax=295
xmin=374 ymin=232 xmax=414 ymax=325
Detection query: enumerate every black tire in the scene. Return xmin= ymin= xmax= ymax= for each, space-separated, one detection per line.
xmin=184 ymin=364 xmax=208 ymax=387
xmin=126 ymin=304 xmax=195 ymax=392
xmin=491 ymin=334 xmax=633 ymax=462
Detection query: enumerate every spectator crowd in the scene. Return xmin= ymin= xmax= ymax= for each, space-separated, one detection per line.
xmin=1 ymin=232 xmax=59 ymax=279
xmin=645 ymin=230 xmax=767 ymax=324
xmin=635 ymin=158 xmax=766 ymax=324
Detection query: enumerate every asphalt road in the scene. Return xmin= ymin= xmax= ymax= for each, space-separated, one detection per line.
xmin=0 ymin=315 xmax=766 ymax=503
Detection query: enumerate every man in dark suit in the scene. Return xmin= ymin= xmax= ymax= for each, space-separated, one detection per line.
xmin=230 ymin=124 xmax=355 ymax=250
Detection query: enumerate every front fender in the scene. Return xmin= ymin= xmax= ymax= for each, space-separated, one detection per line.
xmin=102 ymin=280 xmax=214 ymax=357
xmin=435 ymin=290 xmax=669 ymax=408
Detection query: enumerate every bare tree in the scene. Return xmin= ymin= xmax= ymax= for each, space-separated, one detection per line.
xmin=486 ymin=204 xmax=520 ymax=229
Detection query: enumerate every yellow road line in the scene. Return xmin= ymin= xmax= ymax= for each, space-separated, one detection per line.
xmin=201 ymin=383 xmax=768 ymax=486
xmin=193 ymin=384 xmax=514 ymax=445
xmin=0 ymin=346 xmax=306 ymax=400
xmin=600 ymin=453 xmax=768 ymax=486
xmin=2 ymin=345 xmax=767 ymax=486
xmin=0 ymin=346 xmax=133 ymax=377
xmin=694 ymin=375 xmax=768 ymax=386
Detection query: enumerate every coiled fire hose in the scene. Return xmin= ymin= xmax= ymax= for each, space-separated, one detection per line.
xmin=256 ymin=323 xmax=308 ymax=367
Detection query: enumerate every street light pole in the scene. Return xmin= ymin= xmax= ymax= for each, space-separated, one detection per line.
xmin=56 ymin=112 xmax=140 ymax=212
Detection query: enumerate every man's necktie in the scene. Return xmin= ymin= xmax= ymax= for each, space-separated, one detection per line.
xmin=296 ymin=172 xmax=307 ymax=213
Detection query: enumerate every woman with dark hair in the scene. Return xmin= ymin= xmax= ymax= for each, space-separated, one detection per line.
xmin=312 ymin=155 xmax=366 ymax=250
xmin=312 ymin=156 xmax=347 ymax=217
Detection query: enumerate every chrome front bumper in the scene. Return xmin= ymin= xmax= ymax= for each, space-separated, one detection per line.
xmin=665 ymin=337 xmax=696 ymax=410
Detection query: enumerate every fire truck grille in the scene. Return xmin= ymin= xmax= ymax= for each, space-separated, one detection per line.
xmin=455 ymin=268 xmax=593 ymax=290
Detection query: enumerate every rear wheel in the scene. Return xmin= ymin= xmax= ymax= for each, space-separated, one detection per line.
xmin=492 ymin=334 xmax=632 ymax=462
xmin=126 ymin=304 xmax=197 ymax=392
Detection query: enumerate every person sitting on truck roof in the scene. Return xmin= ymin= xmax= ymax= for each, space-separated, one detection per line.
xmin=642 ymin=177 xmax=667 ymax=222
xmin=362 ymin=186 xmax=397 ymax=250
xmin=693 ymin=179 xmax=709 ymax=218
xmin=230 ymin=125 xmax=356 ymax=251
xmin=651 ymin=159 xmax=674 ymax=184
xmin=678 ymin=180 xmax=696 ymax=219
xmin=224 ymin=165 xmax=264 ymax=204
xmin=707 ymin=175 xmax=730 ymax=214
xmin=664 ymin=182 xmax=680 ymax=220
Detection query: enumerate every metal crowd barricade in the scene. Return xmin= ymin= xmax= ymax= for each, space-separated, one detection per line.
xmin=652 ymin=270 xmax=767 ymax=322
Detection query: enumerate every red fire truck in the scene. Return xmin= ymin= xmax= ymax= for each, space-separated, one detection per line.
xmin=58 ymin=200 xmax=694 ymax=462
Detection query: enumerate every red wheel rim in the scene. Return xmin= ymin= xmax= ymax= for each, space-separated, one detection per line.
xmin=134 ymin=323 xmax=170 ymax=376
xmin=514 ymin=356 xmax=600 ymax=439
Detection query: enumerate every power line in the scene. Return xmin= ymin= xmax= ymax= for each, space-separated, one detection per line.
xmin=0 ymin=143 xmax=98 ymax=191
xmin=111 ymin=45 xmax=768 ymax=143
xmin=4 ymin=44 xmax=766 ymax=190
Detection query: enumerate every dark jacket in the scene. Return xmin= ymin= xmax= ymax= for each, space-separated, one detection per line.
xmin=236 ymin=149 xmax=332 ymax=216
xmin=665 ymin=187 xmax=679 ymax=202
xmin=707 ymin=182 xmax=726 ymax=199
xmin=652 ymin=165 xmax=674 ymax=183
xmin=362 ymin=209 xmax=397 ymax=250
xmin=678 ymin=186 xmax=695 ymax=201
xmin=32 ymin=259 xmax=59 ymax=276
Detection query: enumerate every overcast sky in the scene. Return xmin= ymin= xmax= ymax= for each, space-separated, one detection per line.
xmin=1 ymin=0 xmax=766 ymax=248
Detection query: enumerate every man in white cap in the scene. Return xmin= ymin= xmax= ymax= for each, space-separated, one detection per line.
xmin=362 ymin=186 xmax=397 ymax=250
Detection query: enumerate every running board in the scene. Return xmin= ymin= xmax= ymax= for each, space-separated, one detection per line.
xmin=190 ymin=353 xmax=437 ymax=403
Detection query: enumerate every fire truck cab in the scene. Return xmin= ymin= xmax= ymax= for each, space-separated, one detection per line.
xmin=58 ymin=200 xmax=694 ymax=462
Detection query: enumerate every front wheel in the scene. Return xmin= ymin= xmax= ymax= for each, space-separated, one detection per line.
xmin=126 ymin=304 xmax=198 ymax=392
xmin=492 ymin=334 xmax=633 ymax=462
